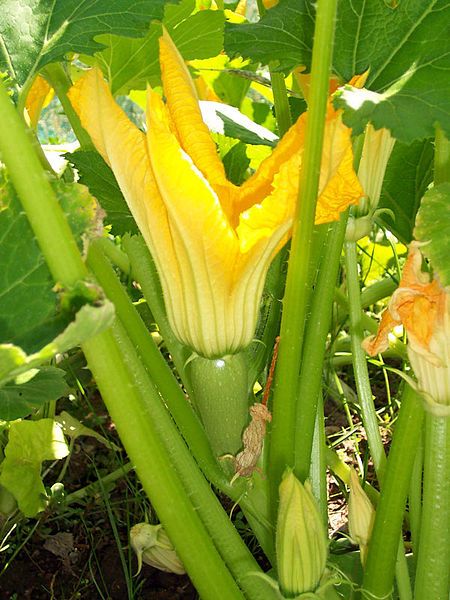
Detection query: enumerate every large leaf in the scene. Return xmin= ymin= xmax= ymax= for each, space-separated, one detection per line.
xmin=0 ymin=419 xmax=69 ymax=517
xmin=0 ymin=0 xmax=171 ymax=89
xmin=378 ymin=139 xmax=434 ymax=244
xmin=0 ymin=367 xmax=68 ymax=421
xmin=414 ymin=182 xmax=450 ymax=287
xmin=94 ymin=26 xmax=161 ymax=95
xmin=0 ymin=169 xmax=103 ymax=352
xmin=226 ymin=0 xmax=450 ymax=142
xmin=224 ymin=0 xmax=314 ymax=73
xmin=93 ymin=0 xmax=224 ymax=95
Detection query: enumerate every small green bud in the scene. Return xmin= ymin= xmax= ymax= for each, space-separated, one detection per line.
xmin=345 ymin=214 xmax=373 ymax=241
xmin=130 ymin=523 xmax=185 ymax=575
xmin=348 ymin=468 xmax=375 ymax=565
xmin=276 ymin=470 xmax=328 ymax=596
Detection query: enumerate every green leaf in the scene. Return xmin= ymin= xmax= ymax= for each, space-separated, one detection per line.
xmin=378 ymin=139 xmax=434 ymax=244
xmin=168 ymin=4 xmax=224 ymax=60
xmin=226 ymin=0 xmax=450 ymax=142
xmin=224 ymin=0 xmax=314 ymax=73
xmin=67 ymin=150 xmax=137 ymax=236
xmin=0 ymin=419 xmax=69 ymax=517
xmin=0 ymin=0 xmax=171 ymax=89
xmin=93 ymin=0 xmax=224 ymax=96
xmin=333 ymin=1 xmax=450 ymax=142
xmin=213 ymin=70 xmax=252 ymax=109
xmin=56 ymin=410 xmax=121 ymax=451
xmin=0 ymin=367 xmax=69 ymax=421
xmin=414 ymin=183 xmax=450 ymax=287
xmin=0 ymin=174 xmax=59 ymax=352
xmin=0 ymin=302 xmax=115 ymax=386
xmin=0 ymin=169 xmax=104 ymax=352
xmin=93 ymin=26 xmax=162 ymax=95
xmin=222 ymin=142 xmax=250 ymax=185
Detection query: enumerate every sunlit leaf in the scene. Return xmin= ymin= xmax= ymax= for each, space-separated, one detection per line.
xmin=0 ymin=0 xmax=172 ymax=89
xmin=226 ymin=0 xmax=450 ymax=142
xmin=93 ymin=0 xmax=224 ymax=95
xmin=0 ymin=419 xmax=69 ymax=517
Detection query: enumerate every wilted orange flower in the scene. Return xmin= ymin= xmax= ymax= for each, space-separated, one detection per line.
xmin=69 ymin=31 xmax=362 ymax=358
xmin=363 ymin=242 xmax=449 ymax=409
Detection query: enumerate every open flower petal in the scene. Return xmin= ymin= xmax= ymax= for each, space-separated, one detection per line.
xmin=68 ymin=33 xmax=365 ymax=359
xmin=146 ymin=90 xmax=244 ymax=355
xmin=159 ymin=31 xmax=229 ymax=190
xmin=68 ymin=69 xmax=186 ymax=343
xmin=237 ymin=103 xmax=362 ymax=222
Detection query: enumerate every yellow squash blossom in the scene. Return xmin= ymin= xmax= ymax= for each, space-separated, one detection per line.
xmin=363 ymin=242 xmax=450 ymax=411
xmin=69 ymin=31 xmax=362 ymax=358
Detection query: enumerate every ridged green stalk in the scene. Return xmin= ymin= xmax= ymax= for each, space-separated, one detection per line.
xmin=295 ymin=217 xmax=347 ymax=481
xmin=414 ymin=414 xmax=450 ymax=600
xmin=344 ymin=241 xmax=386 ymax=477
xmin=268 ymin=0 xmax=338 ymax=519
xmin=362 ymin=386 xmax=424 ymax=599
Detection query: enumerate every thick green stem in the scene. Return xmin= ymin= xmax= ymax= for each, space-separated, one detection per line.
xmin=344 ymin=241 xmax=386 ymax=477
xmin=43 ymin=63 xmax=93 ymax=149
xmin=408 ymin=431 xmax=423 ymax=561
xmin=362 ymin=386 xmax=424 ymax=599
xmin=268 ymin=0 xmax=338 ymax=518
xmin=0 ymin=79 xmax=87 ymax=285
xmin=310 ymin=392 xmax=327 ymax=526
xmin=83 ymin=329 xmax=245 ymax=599
xmin=295 ymin=216 xmax=347 ymax=481
xmin=414 ymin=414 xmax=450 ymax=600
xmin=0 ymin=81 xmax=246 ymax=599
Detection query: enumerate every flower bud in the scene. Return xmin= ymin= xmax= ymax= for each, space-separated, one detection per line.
xmin=348 ymin=468 xmax=375 ymax=565
xmin=276 ymin=470 xmax=328 ymax=596
xmin=130 ymin=523 xmax=185 ymax=575
xmin=347 ymin=123 xmax=396 ymax=241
